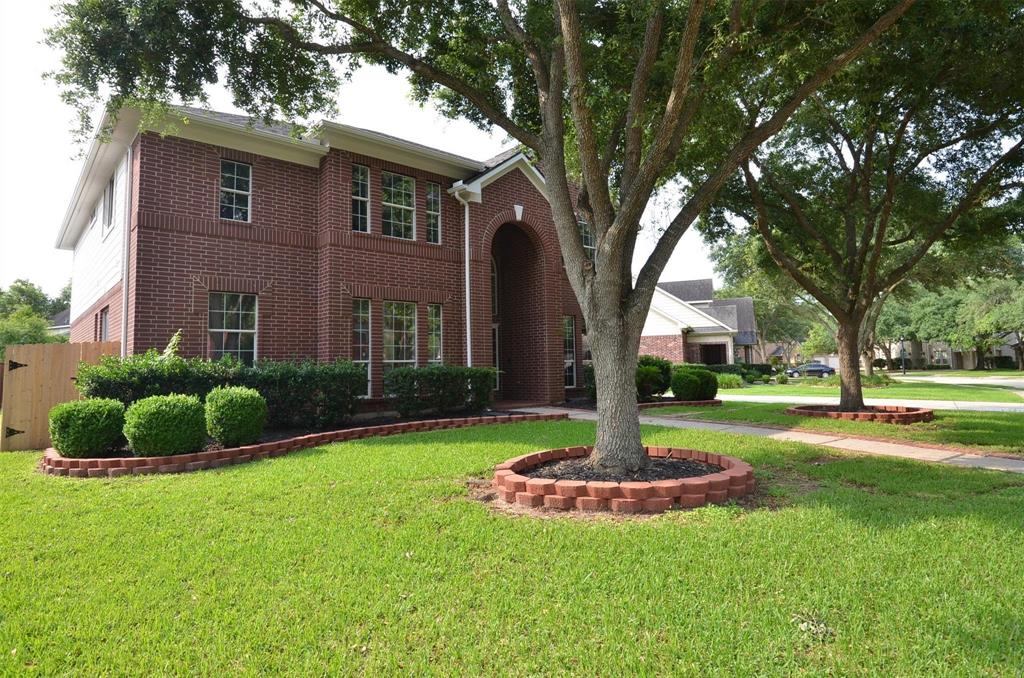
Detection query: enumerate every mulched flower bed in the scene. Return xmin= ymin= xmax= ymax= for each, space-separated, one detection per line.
xmin=785 ymin=404 xmax=934 ymax=424
xmin=494 ymin=445 xmax=755 ymax=514
xmin=523 ymin=456 xmax=721 ymax=482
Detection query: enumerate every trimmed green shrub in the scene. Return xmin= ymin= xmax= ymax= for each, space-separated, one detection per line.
xmin=742 ymin=371 xmax=758 ymax=384
xmin=760 ymin=374 xmax=771 ymax=384
xmin=673 ymin=366 xmax=718 ymax=400
xmin=205 ymin=386 xmax=267 ymax=447
xmin=124 ymin=394 xmax=206 ymax=456
xmin=48 ymin=398 xmax=125 ymax=458
xmin=715 ymin=373 xmax=743 ymax=389
xmin=698 ymin=363 xmax=744 ymax=375
xmin=583 ymin=363 xmax=596 ymax=401
xmin=384 ymin=365 xmax=497 ymax=417
xmin=636 ymin=355 xmax=672 ymax=395
xmin=740 ymin=363 xmax=773 ymax=376
xmin=776 ymin=373 xmax=789 ymax=384
xmin=636 ymin=365 xmax=663 ymax=402
xmin=670 ymin=369 xmax=702 ymax=401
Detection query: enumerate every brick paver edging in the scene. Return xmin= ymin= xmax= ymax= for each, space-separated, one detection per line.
xmin=493 ymin=446 xmax=755 ymax=514
xmin=784 ymin=404 xmax=934 ymax=425
xmin=638 ymin=399 xmax=722 ymax=410
xmin=41 ymin=412 xmax=569 ymax=479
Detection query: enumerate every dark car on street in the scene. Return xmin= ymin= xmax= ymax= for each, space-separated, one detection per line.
xmin=785 ymin=362 xmax=836 ymax=378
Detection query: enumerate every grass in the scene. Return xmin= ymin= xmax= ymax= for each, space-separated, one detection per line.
xmin=3 ymin=420 xmax=1024 ymax=674
xmin=901 ymin=369 xmax=1024 ymax=379
xmin=655 ymin=401 xmax=1024 ymax=455
xmin=734 ymin=380 xmax=1024 ymax=403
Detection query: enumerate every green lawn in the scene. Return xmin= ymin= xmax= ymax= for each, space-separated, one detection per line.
xmin=656 ymin=401 xmax=1024 ymax=455
xmin=3 ymin=421 xmax=1024 ymax=674
xmin=735 ymin=380 xmax=1024 ymax=403
xmin=901 ymin=369 xmax=1024 ymax=378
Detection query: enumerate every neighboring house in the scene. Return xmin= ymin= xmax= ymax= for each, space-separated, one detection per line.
xmin=639 ymin=278 xmax=758 ymax=365
xmin=876 ymin=335 xmax=1022 ymax=370
xmin=47 ymin=309 xmax=71 ymax=337
xmin=56 ymin=106 xmax=588 ymax=405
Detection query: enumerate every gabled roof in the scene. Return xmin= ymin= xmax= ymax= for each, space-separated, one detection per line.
xmin=657 ymin=279 xmax=714 ymax=302
xmin=707 ymin=296 xmax=757 ymax=345
xmin=48 ymin=308 xmax=71 ymax=328
xmin=648 ymin=283 xmax=735 ymax=334
xmin=449 ymin=151 xmax=547 ymax=202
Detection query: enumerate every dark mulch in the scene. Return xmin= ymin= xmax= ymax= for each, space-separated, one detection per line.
xmin=522 ymin=456 xmax=723 ymax=482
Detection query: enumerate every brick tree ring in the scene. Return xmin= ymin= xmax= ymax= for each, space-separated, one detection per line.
xmin=492 ymin=446 xmax=755 ymax=514
xmin=784 ymin=404 xmax=934 ymax=424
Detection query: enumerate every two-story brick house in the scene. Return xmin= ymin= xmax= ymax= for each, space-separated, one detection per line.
xmin=56 ymin=107 xmax=586 ymax=404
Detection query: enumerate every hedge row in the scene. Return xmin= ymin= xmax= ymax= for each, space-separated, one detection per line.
xmin=49 ymin=387 xmax=268 ymax=458
xmin=76 ymin=352 xmax=365 ymax=430
xmin=382 ymin=366 xmax=496 ymax=418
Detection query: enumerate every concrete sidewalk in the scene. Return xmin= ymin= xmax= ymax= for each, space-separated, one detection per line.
xmin=716 ymin=393 xmax=1024 ymax=413
xmin=515 ymin=406 xmax=1024 ymax=474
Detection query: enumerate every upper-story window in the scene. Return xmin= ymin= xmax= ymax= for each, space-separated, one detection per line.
xmin=426 ymin=182 xmax=441 ymax=244
xmin=351 ymin=164 xmax=369 ymax=232
xmin=381 ymin=171 xmax=415 ymax=239
xmin=219 ymin=160 xmax=252 ymax=222
xmin=101 ymin=176 xmax=115 ymax=238
xmin=578 ymin=218 xmax=596 ymax=262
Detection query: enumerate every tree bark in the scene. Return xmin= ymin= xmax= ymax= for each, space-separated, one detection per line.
xmin=587 ymin=311 xmax=646 ymax=472
xmin=910 ymin=339 xmax=923 ymax=369
xmin=837 ymin=322 xmax=866 ymax=411
xmin=862 ymin=350 xmax=875 ymax=376
xmin=974 ymin=343 xmax=986 ymax=370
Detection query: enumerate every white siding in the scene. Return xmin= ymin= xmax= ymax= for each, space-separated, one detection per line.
xmin=642 ymin=287 xmax=736 ymax=336
xmin=642 ymin=307 xmax=682 ymax=335
xmin=70 ymin=152 xmax=128 ymax=322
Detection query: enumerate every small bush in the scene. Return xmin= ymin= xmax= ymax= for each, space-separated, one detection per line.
xmin=384 ymin=367 xmax=424 ymax=417
xmin=419 ymin=365 xmax=469 ymax=413
xmin=636 ymin=365 xmax=664 ymax=402
xmin=205 ymin=386 xmax=267 ymax=447
xmin=739 ymin=362 xmax=773 ymax=376
xmin=760 ymin=374 xmax=771 ymax=384
xmin=743 ymin=371 xmax=758 ymax=384
xmin=872 ymin=358 xmax=888 ymax=369
xmin=636 ymin=355 xmax=672 ymax=395
xmin=672 ymin=366 xmax=718 ymax=400
xmin=670 ymin=370 xmax=702 ymax=401
xmin=123 ymin=394 xmax=206 ymax=456
xmin=776 ymin=373 xmax=789 ymax=385
xmin=384 ymin=365 xmax=497 ymax=417
xmin=715 ymin=373 xmax=743 ymax=389
xmin=48 ymin=398 xmax=125 ymax=458
xmin=464 ymin=367 xmax=497 ymax=412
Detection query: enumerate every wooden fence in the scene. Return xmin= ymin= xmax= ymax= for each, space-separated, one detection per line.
xmin=1 ymin=342 xmax=120 ymax=451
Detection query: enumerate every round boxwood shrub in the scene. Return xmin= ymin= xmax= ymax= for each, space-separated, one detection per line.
xmin=776 ymin=373 xmax=789 ymax=384
xmin=48 ymin=398 xmax=125 ymax=458
xmin=123 ymin=394 xmax=206 ymax=456
xmin=670 ymin=369 xmax=702 ymax=401
xmin=636 ymin=355 xmax=672 ymax=395
xmin=636 ymin=365 xmax=664 ymax=402
xmin=205 ymin=386 xmax=267 ymax=447
xmin=673 ymin=366 xmax=718 ymax=400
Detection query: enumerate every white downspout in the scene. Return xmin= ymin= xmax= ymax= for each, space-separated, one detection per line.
xmin=453 ymin=189 xmax=473 ymax=366
xmin=120 ymin=140 xmax=134 ymax=357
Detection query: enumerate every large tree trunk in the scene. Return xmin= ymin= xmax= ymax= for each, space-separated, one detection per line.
xmin=881 ymin=344 xmax=893 ymax=370
xmin=973 ymin=343 xmax=986 ymax=370
xmin=910 ymin=339 xmax=923 ymax=369
xmin=862 ymin=349 xmax=875 ymax=376
xmin=837 ymin=322 xmax=866 ymax=411
xmin=587 ymin=313 xmax=646 ymax=472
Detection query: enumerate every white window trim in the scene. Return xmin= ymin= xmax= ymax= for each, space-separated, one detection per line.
xmin=426 ymin=181 xmax=442 ymax=245
xmin=563 ymin=315 xmax=577 ymax=389
xmin=208 ymin=292 xmax=259 ymax=364
xmin=351 ymin=164 xmax=370 ymax=233
xmin=383 ymin=300 xmax=418 ymax=372
xmin=427 ymin=303 xmax=443 ymax=364
xmin=381 ymin=171 xmax=416 ymax=240
xmin=219 ymin=159 xmax=253 ymax=223
xmin=352 ymin=297 xmax=372 ymax=397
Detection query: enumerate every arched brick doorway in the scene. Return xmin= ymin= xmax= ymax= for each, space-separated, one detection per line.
xmin=490 ymin=222 xmax=548 ymax=401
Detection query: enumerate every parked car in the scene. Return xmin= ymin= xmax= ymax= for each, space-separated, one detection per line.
xmin=786 ymin=362 xmax=835 ymax=378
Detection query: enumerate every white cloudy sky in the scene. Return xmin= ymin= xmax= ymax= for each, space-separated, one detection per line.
xmin=0 ymin=4 xmax=717 ymax=298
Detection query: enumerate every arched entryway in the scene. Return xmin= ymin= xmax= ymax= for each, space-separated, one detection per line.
xmin=490 ymin=222 xmax=548 ymax=401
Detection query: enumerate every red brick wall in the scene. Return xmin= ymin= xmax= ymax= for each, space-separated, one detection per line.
xmin=639 ymin=334 xmax=684 ymax=363
xmin=125 ymin=133 xmax=582 ymax=404
xmin=69 ymin=281 xmax=123 ymax=346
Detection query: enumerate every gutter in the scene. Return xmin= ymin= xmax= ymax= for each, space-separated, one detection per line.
xmin=451 ymin=186 xmax=473 ymax=366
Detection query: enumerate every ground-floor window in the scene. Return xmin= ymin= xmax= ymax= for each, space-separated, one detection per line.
xmin=208 ymin=292 xmax=257 ymax=365
xmin=563 ymin=315 xmax=576 ymax=388
xmin=352 ymin=298 xmax=371 ymax=396
xmin=97 ymin=306 xmax=109 ymax=341
xmin=383 ymin=301 xmax=416 ymax=375
xmin=427 ymin=303 xmax=442 ymax=364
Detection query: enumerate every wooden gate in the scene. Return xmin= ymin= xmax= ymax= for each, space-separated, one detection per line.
xmin=1 ymin=342 xmax=120 ymax=451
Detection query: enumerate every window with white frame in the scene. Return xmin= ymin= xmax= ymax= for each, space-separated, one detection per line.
xmin=101 ymin=176 xmax=115 ymax=237
xmin=381 ymin=171 xmax=415 ymax=239
xmin=352 ymin=298 xmax=371 ymax=395
xmin=427 ymin=304 xmax=442 ymax=364
xmin=563 ymin=316 xmax=576 ymax=388
xmin=351 ymin=164 xmax=369 ymax=232
xmin=98 ymin=306 xmax=110 ymax=341
xmin=219 ymin=160 xmax=252 ymax=221
xmin=426 ymin=182 xmax=441 ymax=244
xmin=578 ymin=218 xmax=596 ymax=262
xmin=208 ymin=292 xmax=257 ymax=365
xmin=383 ymin=301 xmax=416 ymax=374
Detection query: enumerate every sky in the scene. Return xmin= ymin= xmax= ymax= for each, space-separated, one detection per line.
xmin=0 ymin=4 xmax=718 ymax=299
